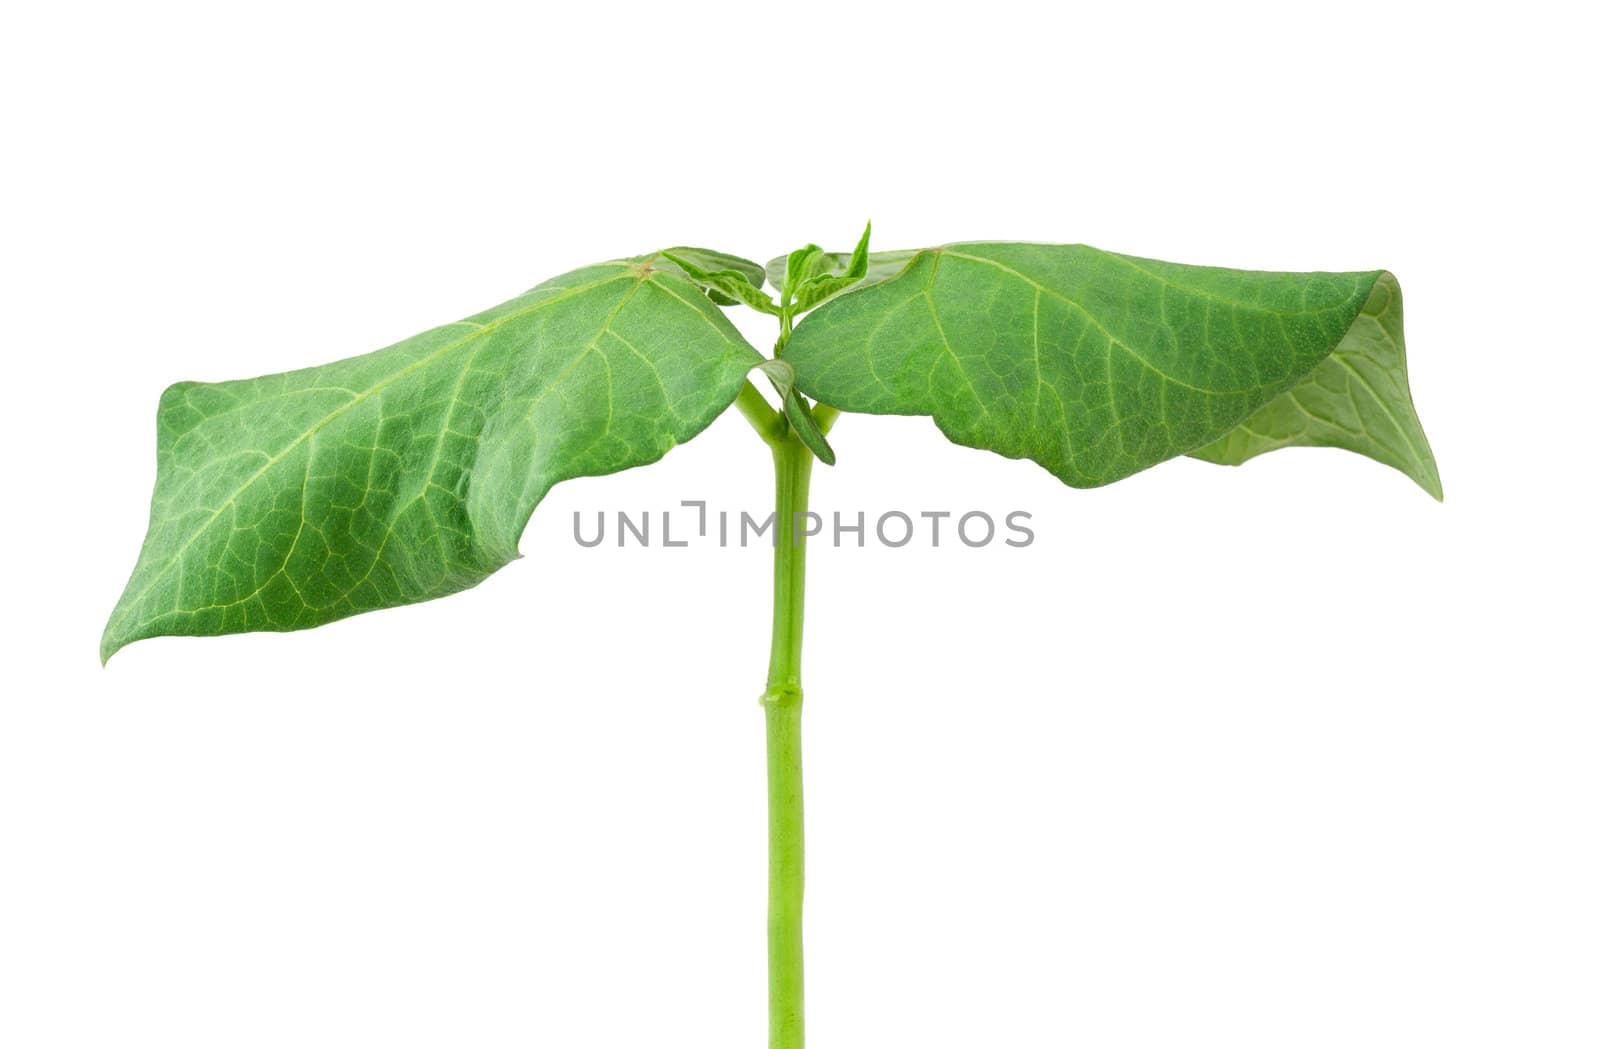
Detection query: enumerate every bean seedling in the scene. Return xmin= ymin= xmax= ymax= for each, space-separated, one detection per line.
xmin=105 ymin=225 xmax=1439 ymax=1047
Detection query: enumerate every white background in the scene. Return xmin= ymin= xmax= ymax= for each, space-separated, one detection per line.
xmin=2 ymin=2 xmax=1595 ymax=1047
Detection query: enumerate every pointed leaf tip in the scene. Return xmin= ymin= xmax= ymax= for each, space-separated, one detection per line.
xmin=1187 ymin=271 xmax=1441 ymax=500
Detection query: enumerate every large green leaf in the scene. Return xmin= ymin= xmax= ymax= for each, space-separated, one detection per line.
xmin=781 ymin=243 xmax=1439 ymax=497
xmin=102 ymin=254 xmax=764 ymax=661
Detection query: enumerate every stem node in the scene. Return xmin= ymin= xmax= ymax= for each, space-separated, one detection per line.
xmin=760 ymin=686 xmax=803 ymax=709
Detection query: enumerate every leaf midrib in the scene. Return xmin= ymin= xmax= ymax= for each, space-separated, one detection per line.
xmin=938 ymin=248 xmax=1352 ymax=397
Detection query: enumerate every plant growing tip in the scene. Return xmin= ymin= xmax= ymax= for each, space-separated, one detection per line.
xmin=101 ymin=228 xmax=1439 ymax=1047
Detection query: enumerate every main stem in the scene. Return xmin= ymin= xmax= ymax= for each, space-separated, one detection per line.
xmin=764 ymin=427 xmax=813 ymax=1049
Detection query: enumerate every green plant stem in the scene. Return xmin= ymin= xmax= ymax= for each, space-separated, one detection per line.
xmin=763 ymin=425 xmax=814 ymax=1049
xmin=736 ymin=380 xmax=786 ymax=443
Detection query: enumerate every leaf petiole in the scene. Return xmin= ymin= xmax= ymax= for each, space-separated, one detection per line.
xmin=735 ymin=379 xmax=787 ymax=446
